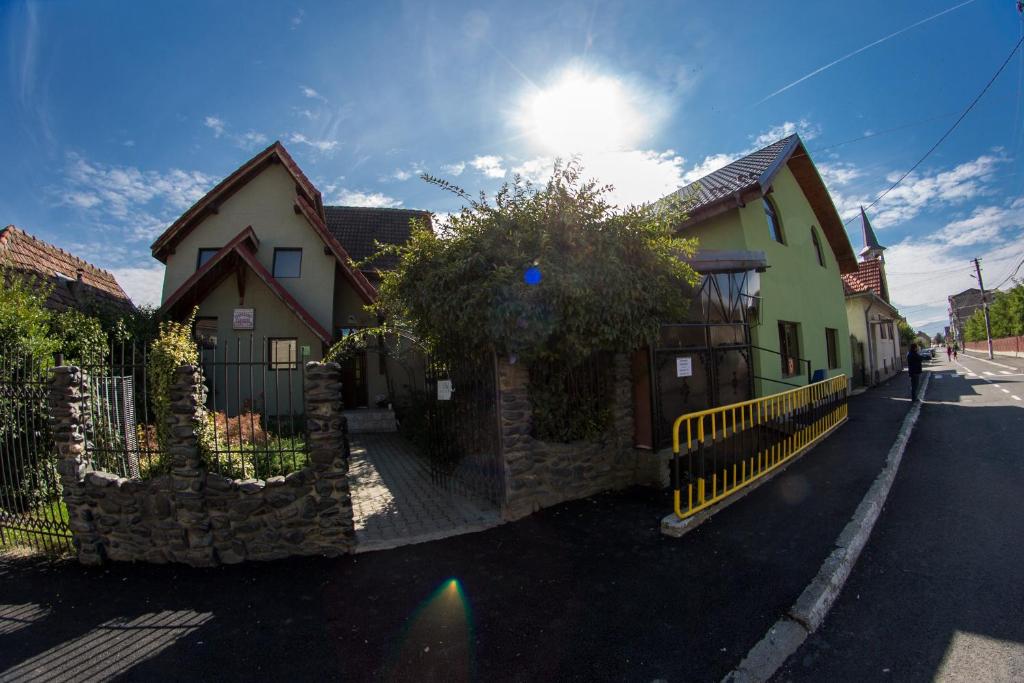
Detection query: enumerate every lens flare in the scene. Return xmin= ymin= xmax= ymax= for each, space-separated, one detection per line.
xmin=386 ymin=578 xmax=475 ymax=682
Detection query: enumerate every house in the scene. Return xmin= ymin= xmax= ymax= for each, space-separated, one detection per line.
xmin=151 ymin=141 xmax=429 ymax=414
xmin=634 ymin=134 xmax=857 ymax=448
xmin=947 ymin=288 xmax=992 ymax=344
xmin=0 ymin=224 xmax=134 ymax=315
xmin=841 ymin=208 xmax=901 ymax=387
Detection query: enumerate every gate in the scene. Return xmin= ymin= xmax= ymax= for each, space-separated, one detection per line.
xmin=652 ymin=272 xmax=755 ymax=449
xmin=0 ymin=352 xmax=72 ymax=556
xmin=421 ymin=353 xmax=504 ymax=508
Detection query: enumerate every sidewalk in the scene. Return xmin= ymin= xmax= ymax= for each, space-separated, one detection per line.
xmin=0 ymin=375 xmax=917 ymax=682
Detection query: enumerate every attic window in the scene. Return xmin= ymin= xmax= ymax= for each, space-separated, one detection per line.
xmin=273 ymin=248 xmax=302 ymax=278
xmin=811 ymin=227 xmax=825 ymax=267
xmin=763 ymin=198 xmax=785 ymax=244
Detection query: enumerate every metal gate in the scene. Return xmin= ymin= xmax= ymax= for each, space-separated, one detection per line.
xmin=421 ymin=353 xmax=504 ymax=508
xmin=0 ymin=352 xmax=72 ymax=556
xmin=652 ymin=272 xmax=756 ymax=450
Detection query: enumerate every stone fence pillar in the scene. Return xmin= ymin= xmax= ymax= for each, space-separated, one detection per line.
xmin=304 ymin=361 xmax=355 ymax=555
xmin=48 ymin=366 xmax=103 ymax=565
xmin=167 ymin=365 xmax=215 ymax=566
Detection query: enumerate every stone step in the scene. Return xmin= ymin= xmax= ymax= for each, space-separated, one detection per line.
xmin=343 ymin=408 xmax=398 ymax=434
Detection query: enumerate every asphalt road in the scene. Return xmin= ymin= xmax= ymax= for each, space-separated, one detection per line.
xmin=776 ymin=354 xmax=1024 ymax=682
xmin=0 ymin=380 xmax=913 ymax=682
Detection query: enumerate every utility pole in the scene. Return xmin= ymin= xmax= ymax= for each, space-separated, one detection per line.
xmin=972 ymin=257 xmax=994 ymax=360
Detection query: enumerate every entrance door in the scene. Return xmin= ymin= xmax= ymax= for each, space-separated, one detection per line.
xmin=340 ymin=351 xmax=368 ymax=408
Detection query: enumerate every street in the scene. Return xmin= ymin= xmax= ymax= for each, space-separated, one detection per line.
xmin=776 ymin=352 xmax=1024 ymax=681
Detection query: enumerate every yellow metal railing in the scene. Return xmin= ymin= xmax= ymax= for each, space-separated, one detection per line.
xmin=671 ymin=374 xmax=849 ymax=520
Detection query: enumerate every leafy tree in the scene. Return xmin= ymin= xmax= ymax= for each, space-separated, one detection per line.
xmin=933 ymin=332 xmax=945 ymax=345
xmin=896 ymin=319 xmax=917 ymax=347
xmin=370 ymin=161 xmax=700 ymax=364
xmin=0 ymin=267 xmax=59 ymax=361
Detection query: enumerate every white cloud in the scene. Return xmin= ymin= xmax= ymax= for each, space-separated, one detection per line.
xmin=331 ymin=189 xmax=402 ymax=208
xmin=751 ymin=119 xmax=820 ymax=148
xmin=441 ymin=162 xmax=465 ymax=176
xmin=682 ymin=153 xmax=742 ymax=184
xmin=300 ymin=85 xmax=327 ymax=102
xmin=817 ymin=162 xmax=862 ymax=188
xmin=203 ymin=116 xmax=225 ymax=138
xmin=109 ymin=264 xmax=165 ymax=308
xmin=287 ymin=133 xmax=338 ymax=153
xmin=470 ymin=155 xmax=506 ymax=178
xmin=935 ymin=198 xmax=1024 ymax=247
xmin=235 ymin=130 xmax=268 ymax=150
xmin=290 ymin=8 xmax=305 ymax=29
xmin=64 ymin=191 xmax=101 ymax=209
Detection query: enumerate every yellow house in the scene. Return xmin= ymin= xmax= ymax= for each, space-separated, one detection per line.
xmin=151 ymin=141 xmax=428 ymax=415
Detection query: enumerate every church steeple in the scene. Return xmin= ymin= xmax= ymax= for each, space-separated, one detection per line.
xmin=858 ymin=206 xmax=885 ymax=262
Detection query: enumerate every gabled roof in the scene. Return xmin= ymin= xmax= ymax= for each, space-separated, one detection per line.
xmin=0 ymin=225 xmax=134 ymax=313
xmin=666 ymin=134 xmax=859 ymax=274
xmin=841 ymin=258 xmax=888 ymax=302
xmin=150 ymin=141 xmax=324 ymax=263
xmin=159 ymin=226 xmax=332 ymax=344
xmin=324 ymin=206 xmax=429 ymax=274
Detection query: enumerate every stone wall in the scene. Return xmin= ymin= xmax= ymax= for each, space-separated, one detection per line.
xmin=48 ymin=362 xmax=354 ymax=566
xmin=498 ymin=354 xmax=658 ymax=520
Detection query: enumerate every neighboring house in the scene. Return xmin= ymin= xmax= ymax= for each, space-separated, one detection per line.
xmin=841 ymin=208 xmax=901 ymax=387
xmin=948 ymin=288 xmax=992 ymax=344
xmin=0 ymin=224 xmax=134 ymax=315
xmin=151 ymin=141 xmax=429 ymax=412
xmin=634 ymin=134 xmax=857 ymax=448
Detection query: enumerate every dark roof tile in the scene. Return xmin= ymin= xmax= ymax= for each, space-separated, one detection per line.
xmin=323 ymin=206 xmax=428 ymax=272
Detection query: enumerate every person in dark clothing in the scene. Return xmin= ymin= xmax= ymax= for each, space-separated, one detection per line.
xmin=907 ymin=343 xmax=923 ymax=401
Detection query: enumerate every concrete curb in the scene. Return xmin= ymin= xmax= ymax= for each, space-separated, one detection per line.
xmin=723 ymin=373 xmax=931 ymax=683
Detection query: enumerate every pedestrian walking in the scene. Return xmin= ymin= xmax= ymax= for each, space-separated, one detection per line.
xmin=953 ymin=344 xmax=959 ymax=361
xmin=946 ymin=345 xmax=952 ymax=361
xmin=907 ymin=343 xmax=923 ymax=402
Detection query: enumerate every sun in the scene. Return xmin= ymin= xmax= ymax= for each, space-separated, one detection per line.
xmin=513 ymin=65 xmax=659 ymax=155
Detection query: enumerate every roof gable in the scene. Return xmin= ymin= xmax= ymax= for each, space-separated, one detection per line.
xmin=0 ymin=225 xmax=134 ymax=312
xmin=841 ymin=258 xmax=888 ymax=302
xmin=150 ymin=141 xmax=323 ymax=263
xmin=667 ymin=134 xmax=859 ymax=274
xmin=159 ymin=226 xmax=331 ymax=344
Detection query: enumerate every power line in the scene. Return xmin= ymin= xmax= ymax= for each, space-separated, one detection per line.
xmin=843 ymin=33 xmax=1024 ymax=228
xmin=992 ymin=254 xmax=1024 ymax=289
xmin=803 ymin=112 xmax=958 ymax=156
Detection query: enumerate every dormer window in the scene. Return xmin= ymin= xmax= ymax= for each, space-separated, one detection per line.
xmin=763 ymin=197 xmax=785 ymax=244
xmin=197 ymin=248 xmax=219 ymax=270
xmin=811 ymin=227 xmax=825 ymax=267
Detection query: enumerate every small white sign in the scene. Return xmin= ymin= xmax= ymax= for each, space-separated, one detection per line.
xmin=676 ymin=356 xmax=693 ymax=378
xmin=232 ymin=308 xmax=254 ymax=330
xmin=437 ymin=379 xmax=453 ymax=401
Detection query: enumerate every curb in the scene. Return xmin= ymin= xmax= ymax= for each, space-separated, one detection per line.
xmin=723 ymin=373 xmax=931 ymax=683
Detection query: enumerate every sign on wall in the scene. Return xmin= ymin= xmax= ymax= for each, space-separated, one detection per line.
xmin=437 ymin=379 xmax=453 ymax=401
xmin=675 ymin=356 xmax=693 ymax=378
xmin=233 ymin=308 xmax=254 ymax=330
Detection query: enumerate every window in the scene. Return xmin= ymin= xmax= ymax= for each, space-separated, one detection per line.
xmin=811 ymin=227 xmax=825 ymax=267
xmin=272 ymin=248 xmax=302 ymax=278
xmin=879 ymin=323 xmax=888 ymax=340
xmin=194 ymin=317 xmax=218 ymax=349
xmin=197 ymin=248 xmax=219 ymax=270
xmin=825 ymin=328 xmax=839 ymax=370
xmin=763 ymin=197 xmax=785 ymax=244
xmin=778 ymin=321 xmax=801 ymax=377
xmin=269 ymin=338 xmax=297 ymax=370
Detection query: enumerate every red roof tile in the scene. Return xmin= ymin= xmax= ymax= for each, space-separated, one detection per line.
xmin=841 ymin=258 xmax=888 ymax=301
xmin=0 ymin=225 xmax=134 ymax=313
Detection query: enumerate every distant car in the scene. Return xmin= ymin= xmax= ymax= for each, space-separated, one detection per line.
xmin=919 ymin=347 xmax=934 ymax=360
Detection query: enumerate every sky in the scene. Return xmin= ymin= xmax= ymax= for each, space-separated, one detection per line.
xmin=2 ymin=0 xmax=1023 ymax=333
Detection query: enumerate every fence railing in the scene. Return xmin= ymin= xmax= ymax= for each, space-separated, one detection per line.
xmin=0 ymin=351 xmax=72 ymax=555
xmin=670 ymin=374 xmax=848 ymax=521
xmin=81 ymin=338 xmax=309 ymax=482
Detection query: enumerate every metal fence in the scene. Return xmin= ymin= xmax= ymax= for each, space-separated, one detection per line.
xmin=80 ymin=338 xmax=309 ymax=483
xmin=0 ymin=351 xmax=72 ymax=555
xmin=528 ymin=352 xmax=615 ymax=442
xmin=419 ymin=353 xmax=504 ymax=507
xmin=670 ymin=374 xmax=849 ymax=521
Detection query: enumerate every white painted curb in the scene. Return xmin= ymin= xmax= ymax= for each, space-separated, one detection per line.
xmin=723 ymin=373 xmax=931 ymax=683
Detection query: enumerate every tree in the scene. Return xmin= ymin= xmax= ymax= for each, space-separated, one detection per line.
xmin=370 ymin=161 xmax=700 ymax=364
xmin=933 ymin=332 xmax=945 ymax=345
xmin=897 ymin=319 xmax=917 ymax=347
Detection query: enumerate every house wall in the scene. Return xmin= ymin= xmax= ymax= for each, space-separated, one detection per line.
xmin=331 ymin=264 xmax=388 ymax=404
xmin=683 ymin=164 xmax=852 ymax=397
xmin=161 ymin=164 xmax=337 ymax=332
xmin=195 ymin=264 xmax=321 ymax=415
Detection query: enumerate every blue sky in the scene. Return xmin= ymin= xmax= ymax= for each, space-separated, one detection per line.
xmin=3 ymin=0 xmax=1023 ymax=332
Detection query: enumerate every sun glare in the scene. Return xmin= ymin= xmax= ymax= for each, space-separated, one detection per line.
xmin=514 ymin=66 xmax=660 ymax=155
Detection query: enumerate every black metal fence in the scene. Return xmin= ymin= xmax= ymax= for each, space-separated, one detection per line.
xmin=0 ymin=351 xmax=72 ymax=555
xmin=79 ymin=338 xmax=309 ymax=483
xmin=417 ymin=353 xmax=504 ymax=507
xmin=528 ymin=352 xmax=615 ymax=442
